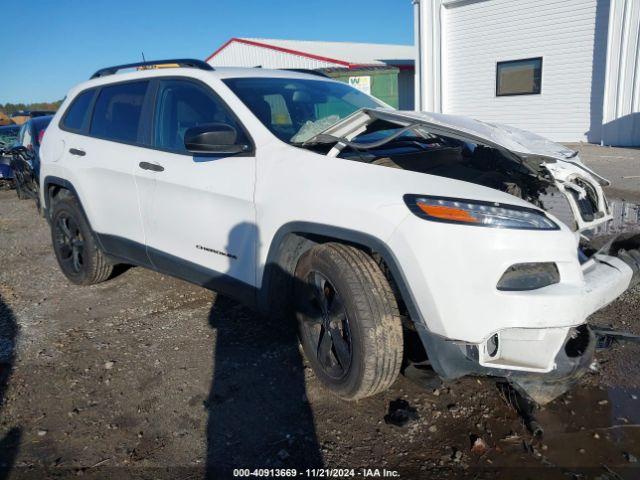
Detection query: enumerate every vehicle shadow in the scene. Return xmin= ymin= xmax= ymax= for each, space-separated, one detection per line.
xmin=0 ymin=294 xmax=21 ymax=479
xmin=205 ymin=223 xmax=323 ymax=477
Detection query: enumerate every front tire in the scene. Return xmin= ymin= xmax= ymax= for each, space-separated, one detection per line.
xmin=294 ymin=243 xmax=403 ymax=400
xmin=50 ymin=194 xmax=113 ymax=285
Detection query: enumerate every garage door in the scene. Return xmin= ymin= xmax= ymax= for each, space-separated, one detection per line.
xmin=441 ymin=0 xmax=609 ymax=143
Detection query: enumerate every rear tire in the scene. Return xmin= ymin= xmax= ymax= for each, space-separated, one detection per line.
xmin=294 ymin=243 xmax=403 ymax=400
xmin=50 ymin=193 xmax=113 ymax=285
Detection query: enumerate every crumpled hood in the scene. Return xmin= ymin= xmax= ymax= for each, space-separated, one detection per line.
xmin=316 ymin=108 xmax=610 ymax=187
xmin=313 ymin=108 xmax=614 ymax=232
xmin=389 ymin=110 xmax=577 ymax=160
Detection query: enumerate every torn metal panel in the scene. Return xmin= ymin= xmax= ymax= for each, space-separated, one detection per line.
xmin=307 ymin=108 xmax=613 ymax=234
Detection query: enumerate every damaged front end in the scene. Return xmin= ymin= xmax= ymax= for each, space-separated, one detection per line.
xmin=304 ymin=108 xmax=615 ymax=236
xmin=409 ymin=322 xmax=598 ymax=405
xmin=304 ymin=108 xmax=640 ymax=405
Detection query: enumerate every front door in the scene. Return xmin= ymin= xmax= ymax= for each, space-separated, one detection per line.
xmin=135 ymin=78 xmax=257 ymax=297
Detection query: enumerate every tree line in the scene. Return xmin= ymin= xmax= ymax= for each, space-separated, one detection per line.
xmin=0 ymin=100 xmax=63 ymax=115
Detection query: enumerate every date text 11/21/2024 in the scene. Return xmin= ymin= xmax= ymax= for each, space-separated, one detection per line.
xmin=232 ymin=468 xmax=401 ymax=477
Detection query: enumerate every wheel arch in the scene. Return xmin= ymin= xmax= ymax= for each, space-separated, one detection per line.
xmin=43 ymin=176 xmax=84 ymax=219
xmin=258 ymin=222 xmax=424 ymax=328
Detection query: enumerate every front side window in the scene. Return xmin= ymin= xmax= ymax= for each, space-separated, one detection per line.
xmin=223 ymin=77 xmax=384 ymax=144
xmin=496 ymin=57 xmax=542 ymax=96
xmin=153 ymin=79 xmax=248 ymax=153
xmin=90 ymin=81 xmax=149 ymax=143
xmin=62 ymin=89 xmax=95 ymax=131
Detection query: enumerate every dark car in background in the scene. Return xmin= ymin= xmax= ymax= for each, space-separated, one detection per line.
xmin=9 ymin=110 xmax=57 ymax=125
xmin=10 ymin=115 xmax=52 ymax=200
xmin=0 ymin=124 xmax=20 ymax=180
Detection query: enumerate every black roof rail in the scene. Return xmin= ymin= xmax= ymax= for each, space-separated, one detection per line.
xmin=90 ymin=59 xmax=214 ymax=79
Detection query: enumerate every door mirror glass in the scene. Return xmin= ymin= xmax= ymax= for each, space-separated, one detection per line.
xmin=184 ymin=123 xmax=248 ymax=154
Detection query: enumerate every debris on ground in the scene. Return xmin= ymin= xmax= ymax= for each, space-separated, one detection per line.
xmin=383 ymin=399 xmax=419 ymax=427
xmin=470 ymin=436 xmax=488 ymax=455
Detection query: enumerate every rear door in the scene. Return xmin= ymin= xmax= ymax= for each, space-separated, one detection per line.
xmin=63 ymin=81 xmax=151 ymax=263
xmin=135 ymin=78 xmax=257 ymax=291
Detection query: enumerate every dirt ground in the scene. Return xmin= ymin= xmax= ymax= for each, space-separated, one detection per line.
xmin=1 ymin=147 xmax=640 ymax=479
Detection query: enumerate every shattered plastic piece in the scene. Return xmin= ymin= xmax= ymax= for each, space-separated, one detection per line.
xmin=470 ymin=437 xmax=488 ymax=455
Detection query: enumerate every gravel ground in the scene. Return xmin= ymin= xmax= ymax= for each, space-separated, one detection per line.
xmin=0 ymin=146 xmax=640 ymax=479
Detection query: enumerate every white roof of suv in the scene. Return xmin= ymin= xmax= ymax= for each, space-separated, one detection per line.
xmin=70 ymin=62 xmax=338 ymax=98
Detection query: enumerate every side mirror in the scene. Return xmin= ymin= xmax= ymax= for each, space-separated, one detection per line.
xmin=184 ymin=123 xmax=249 ymax=154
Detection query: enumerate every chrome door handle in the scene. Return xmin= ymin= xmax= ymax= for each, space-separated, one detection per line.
xmin=139 ymin=162 xmax=164 ymax=172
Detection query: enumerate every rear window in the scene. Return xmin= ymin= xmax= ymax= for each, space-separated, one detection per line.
xmin=90 ymin=81 xmax=149 ymax=143
xmin=62 ymin=89 xmax=95 ymax=131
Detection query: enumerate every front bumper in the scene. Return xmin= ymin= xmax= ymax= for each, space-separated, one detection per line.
xmin=389 ymin=215 xmax=638 ymax=402
xmin=414 ymin=321 xmax=596 ymax=404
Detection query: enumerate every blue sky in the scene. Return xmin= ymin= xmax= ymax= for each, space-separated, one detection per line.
xmin=0 ymin=0 xmax=414 ymax=104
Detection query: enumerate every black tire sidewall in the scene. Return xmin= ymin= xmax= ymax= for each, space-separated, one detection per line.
xmin=295 ymin=250 xmax=369 ymax=398
xmin=50 ymin=198 xmax=98 ymax=285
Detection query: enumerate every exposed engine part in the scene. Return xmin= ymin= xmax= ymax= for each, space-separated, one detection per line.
xmin=354 ymin=142 xmax=553 ymax=206
xmin=325 ymin=116 xmax=613 ymax=234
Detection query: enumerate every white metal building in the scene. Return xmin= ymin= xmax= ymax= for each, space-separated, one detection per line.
xmin=414 ymin=0 xmax=640 ymax=146
xmin=206 ymin=38 xmax=416 ymax=109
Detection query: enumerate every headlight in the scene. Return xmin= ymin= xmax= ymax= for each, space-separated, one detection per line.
xmin=403 ymin=195 xmax=559 ymax=230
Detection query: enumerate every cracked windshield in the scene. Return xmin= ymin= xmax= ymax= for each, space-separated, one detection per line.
xmin=223 ymin=77 xmax=385 ymax=144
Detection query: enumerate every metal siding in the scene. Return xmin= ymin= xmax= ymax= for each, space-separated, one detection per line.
xmin=441 ymin=0 xmax=607 ymax=142
xmin=236 ymin=38 xmax=415 ymax=66
xmin=602 ymin=0 xmax=640 ymax=146
xmin=207 ymin=42 xmax=343 ymax=69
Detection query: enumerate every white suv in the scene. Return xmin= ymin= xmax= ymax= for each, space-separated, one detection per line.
xmin=40 ymin=59 xmax=639 ymax=404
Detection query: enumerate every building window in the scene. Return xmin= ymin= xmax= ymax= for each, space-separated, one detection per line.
xmin=496 ymin=57 xmax=542 ymax=96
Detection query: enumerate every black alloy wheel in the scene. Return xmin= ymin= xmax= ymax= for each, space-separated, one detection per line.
xmin=53 ymin=212 xmax=85 ymax=275
xmin=299 ymin=270 xmax=353 ymax=380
